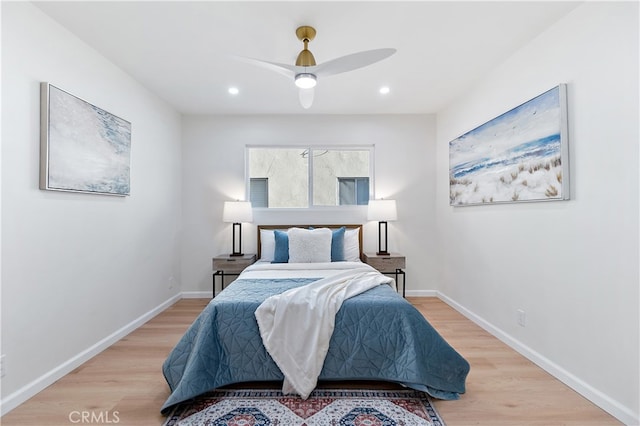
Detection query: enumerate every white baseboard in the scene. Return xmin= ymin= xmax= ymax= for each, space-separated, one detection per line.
xmin=437 ymin=291 xmax=639 ymax=426
xmin=0 ymin=293 xmax=182 ymax=416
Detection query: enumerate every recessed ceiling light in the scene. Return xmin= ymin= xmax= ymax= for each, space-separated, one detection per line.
xmin=379 ymin=86 xmax=390 ymax=95
xmin=228 ymin=87 xmax=239 ymax=95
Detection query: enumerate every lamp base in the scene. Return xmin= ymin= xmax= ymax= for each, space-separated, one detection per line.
xmin=230 ymin=223 xmax=244 ymax=258
xmin=377 ymin=221 xmax=390 ymax=257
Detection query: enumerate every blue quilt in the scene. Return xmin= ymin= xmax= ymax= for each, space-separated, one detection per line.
xmin=161 ymin=277 xmax=470 ymax=414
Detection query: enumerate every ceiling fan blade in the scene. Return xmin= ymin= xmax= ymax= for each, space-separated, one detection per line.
xmin=314 ymin=48 xmax=396 ymax=78
xmin=234 ymin=55 xmax=296 ymax=78
xmin=299 ymin=87 xmax=314 ymax=109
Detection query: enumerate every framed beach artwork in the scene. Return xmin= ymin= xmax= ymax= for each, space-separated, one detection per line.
xmin=449 ymin=84 xmax=569 ymax=206
xmin=40 ymin=83 xmax=131 ymax=196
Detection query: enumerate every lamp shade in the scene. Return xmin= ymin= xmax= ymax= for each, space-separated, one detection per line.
xmin=367 ymin=199 xmax=397 ymax=221
xmin=222 ymin=201 xmax=253 ymax=223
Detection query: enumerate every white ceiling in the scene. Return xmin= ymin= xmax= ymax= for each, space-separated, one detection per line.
xmin=34 ymin=1 xmax=580 ymax=115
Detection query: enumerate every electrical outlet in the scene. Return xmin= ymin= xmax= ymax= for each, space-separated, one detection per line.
xmin=1 ymin=354 xmax=6 ymax=378
xmin=517 ymin=309 xmax=526 ymax=327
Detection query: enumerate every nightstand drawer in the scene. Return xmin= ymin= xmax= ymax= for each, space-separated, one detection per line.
xmin=212 ymin=254 xmax=256 ymax=273
xmin=363 ymin=252 xmax=406 ymax=272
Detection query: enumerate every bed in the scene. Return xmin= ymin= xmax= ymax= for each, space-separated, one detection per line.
xmin=161 ymin=224 xmax=469 ymax=414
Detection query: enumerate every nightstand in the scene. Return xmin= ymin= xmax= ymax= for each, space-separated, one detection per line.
xmin=363 ymin=252 xmax=406 ymax=297
xmin=212 ymin=254 xmax=256 ymax=298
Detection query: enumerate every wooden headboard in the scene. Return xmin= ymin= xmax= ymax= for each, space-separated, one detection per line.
xmin=257 ymin=224 xmax=363 ymax=260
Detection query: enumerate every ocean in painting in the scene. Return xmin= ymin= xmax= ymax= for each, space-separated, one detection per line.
xmin=449 ymin=86 xmax=566 ymax=205
xmin=47 ymin=85 xmax=131 ymax=195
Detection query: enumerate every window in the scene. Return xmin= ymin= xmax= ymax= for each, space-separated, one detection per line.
xmin=247 ymin=146 xmax=373 ymax=208
xmin=338 ymin=177 xmax=370 ymax=205
xmin=250 ymin=178 xmax=269 ymax=208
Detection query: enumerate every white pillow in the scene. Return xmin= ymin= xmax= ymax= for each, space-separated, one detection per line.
xmin=288 ymin=227 xmax=332 ymax=263
xmin=344 ymin=228 xmax=361 ymax=262
xmin=259 ymin=229 xmax=276 ymax=261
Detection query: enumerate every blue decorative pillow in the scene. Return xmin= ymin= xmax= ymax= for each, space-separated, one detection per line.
xmin=272 ymin=230 xmax=289 ymax=263
xmin=331 ymin=227 xmax=346 ymax=262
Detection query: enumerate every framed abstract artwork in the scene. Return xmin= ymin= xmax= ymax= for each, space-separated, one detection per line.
xmin=449 ymin=84 xmax=569 ymax=206
xmin=40 ymin=83 xmax=131 ymax=196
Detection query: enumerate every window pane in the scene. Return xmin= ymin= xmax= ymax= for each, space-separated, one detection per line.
xmin=313 ymin=150 xmax=370 ymax=206
xmin=250 ymin=178 xmax=268 ymax=207
xmin=338 ymin=178 xmax=356 ymax=205
xmin=356 ymin=177 xmax=370 ymax=205
xmin=249 ymin=148 xmax=308 ymax=208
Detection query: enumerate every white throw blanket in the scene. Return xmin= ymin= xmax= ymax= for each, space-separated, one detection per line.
xmin=255 ymin=266 xmax=394 ymax=399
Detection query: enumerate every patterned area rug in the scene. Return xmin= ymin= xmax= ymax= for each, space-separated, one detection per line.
xmin=162 ymin=388 xmax=444 ymax=426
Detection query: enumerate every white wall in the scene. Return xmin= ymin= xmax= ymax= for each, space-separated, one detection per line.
xmin=436 ymin=2 xmax=638 ymax=424
xmin=1 ymin=2 xmax=182 ymax=413
xmin=181 ymin=114 xmax=436 ymax=294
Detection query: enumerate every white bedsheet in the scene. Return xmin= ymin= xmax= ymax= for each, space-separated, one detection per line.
xmin=253 ymin=264 xmax=394 ymax=399
xmin=241 ymin=260 xmax=375 ymax=279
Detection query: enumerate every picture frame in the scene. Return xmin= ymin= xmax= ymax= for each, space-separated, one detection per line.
xmin=449 ymin=84 xmax=569 ymax=206
xmin=40 ymin=83 xmax=131 ymax=196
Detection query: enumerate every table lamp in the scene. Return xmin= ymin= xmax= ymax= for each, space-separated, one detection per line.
xmin=222 ymin=201 xmax=253 ymax=256
xmin=367 ymin=199 xmax=397 ymax=255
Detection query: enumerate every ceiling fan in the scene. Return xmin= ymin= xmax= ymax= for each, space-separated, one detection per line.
xmin=239 ymin=26 xmax=396 ymax=109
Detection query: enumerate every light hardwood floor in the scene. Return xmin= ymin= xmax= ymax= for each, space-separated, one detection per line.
xmin=1 ymin=298 xmax=620 ymax=425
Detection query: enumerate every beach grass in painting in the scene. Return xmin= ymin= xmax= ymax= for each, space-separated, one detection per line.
xmin=40 ymin=83 xmax=131 ymax=196
xmin=449 ymin=85 xmax=568 ymax=206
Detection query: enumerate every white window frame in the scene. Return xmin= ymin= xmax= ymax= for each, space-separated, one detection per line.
xmin=245 ymin=145 xmax=375 ymax=209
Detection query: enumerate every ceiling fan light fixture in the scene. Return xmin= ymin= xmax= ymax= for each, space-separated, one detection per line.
xmin=295 ymin=73 xmax=317 ymax=89
xmin=299 ymin=88 xmax=314 ymax=109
